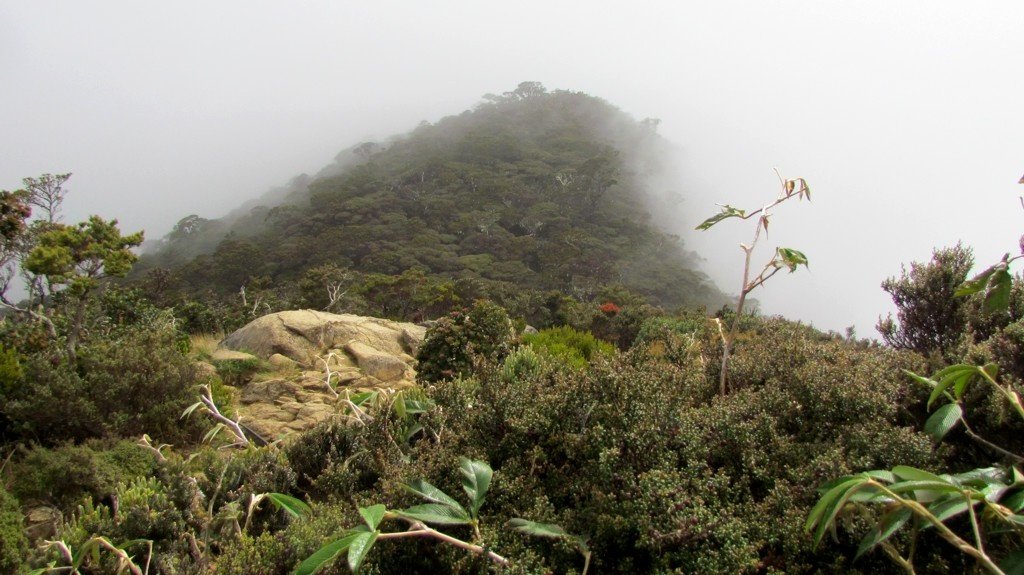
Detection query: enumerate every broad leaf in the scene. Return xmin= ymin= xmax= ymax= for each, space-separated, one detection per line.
xmin=892 ymin=466 xmax=949 ymax=484
xmin=776 ymin=247 xmax=809 ymax=272
xmin=861 ymin=469 xmax=897 ymax=484
xmin=403 ymin=479 xmax=466 ymax=513
xmin=887 ymin=480 xmax=962 ymax=502
xmin=924 ymin=403 xmax=963 ymax=441
xmin=903 ymin=370 xmax=939 ymax=389
xmin=1003 ymin=489 xmax=1024 ymax=512
xmin=509 ymin=518 xmax=569 ymax=538
xmin=293 ymin=532 xmax=362 ymax=575
xmin=349 ymin=391 xmax=378 ymax=408
xmin=359 ymin=504 xmax=386 ymax=531
xmin=397 ymin=503 xmax=472 ymax=525
xmin=806 ymin=477 xmax=872 ymax=544
xmin=927 ymin=497 xmax=975 ymax=524
xmin=955 ymin=264 xmax=999 ymax=297
xmin=696 ymin=205 xmax=746 ymax=230
xmin=927 ymin=365 xmax=979 ymax=409
xmin=855 ymin=507 xmax=911 ymax=560
xmin=1000 ymin=549 xmax=1024 ymax=575
xmin=347 ymin=531 xmax=378 ymax=574
xmin=265 ymin=492 xmax=312 ymax=519
xmin=985 ymin=267 xmax=1013 ymax=312
xmin=401 ymin=421 xmax=424 ymax=443
xmin=181 ymin=401 xmax=203 ymax=419
xmin=460 ymin=458 xmax=493 ymax=517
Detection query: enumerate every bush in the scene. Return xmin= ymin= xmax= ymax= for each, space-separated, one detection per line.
xmin=416 ymin=299 xmax=517 ymax=383
xmin=0 ymin=485 xmax=27 ymax=575
xmin=522 ymin=325 xmax=614 ymax=369
xmin=9 ymin=440 xmax=158 ymax=512
xmin=2 ymin=318 xmax=202 ymax=444
xmin=877 ymin=244 xmax=974 ymax=358
xmin=56 ymin=475 xmax=198 ymax=575
xmin=405 ymin=314 xmax=938 ymax=573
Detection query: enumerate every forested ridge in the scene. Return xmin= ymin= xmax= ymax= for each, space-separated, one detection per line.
xmin=137 ymin=83 xmax=725 ymax=330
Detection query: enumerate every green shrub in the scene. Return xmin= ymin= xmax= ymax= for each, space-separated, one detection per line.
xmin=407 ymin=314 xmax=938 ymax=573
xmin=9 ymin=440 xmax=158 ymax=512
xmin=0 ymin=345 xmax=22 ymax=396
xmin=2 ymin=319 xmax=202 ymax=444
xmin=213 ymin=532 xmax=294 ymax=575
xmin=0 ymin=485 xmax=27 ymax=575
xmin=633 ymin=315 xmax=706 ymax=362
xmin=522 ymin=325 xmax=614 ymax=369
xmin=416 ymin=299 xmax=517 ymax=383
xmin=56 ymin=475 xmax=198 ymax=575
xmin=213 ymin=355 xmax=266 ymax=387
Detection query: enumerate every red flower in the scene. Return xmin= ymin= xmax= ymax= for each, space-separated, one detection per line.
xmin=599 ymin=302 xmax=621 ymax=314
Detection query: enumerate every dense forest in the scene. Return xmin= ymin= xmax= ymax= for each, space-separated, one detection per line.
xmin=135 ymin=83 xmax=726 ymax=334
xmin=0 ymin=85 xmax=1021 ymax=574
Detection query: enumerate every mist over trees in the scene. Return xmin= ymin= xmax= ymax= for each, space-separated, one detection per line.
xmin=136 ymin=84 xmax=728 ymax=330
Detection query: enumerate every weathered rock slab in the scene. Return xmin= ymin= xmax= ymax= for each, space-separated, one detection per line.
xmin=221 ymin=310 xmax=428 ymax=440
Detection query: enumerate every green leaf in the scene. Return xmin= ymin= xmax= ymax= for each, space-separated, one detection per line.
xmin=903 ymin=369 xmax=939 ymax=389
xmin=696 ymin=205 xmax=746 ymax=230
xmin=1006 ymin=514 xmax=1024 ymax=527
xmin=985 ymin=268 xmax=1013 ymax=312
xmin=181 ymin=401 xmax=203 ymax=419
xmin=396 ymin=503 xmax=472 ymax=525
xmin=403 ymin=479 xmax=466 ymax=513
xmin=509 ymin=518 xmax=570 ymax=538
xmin=927 ymin=497 xmax=975 ymax=524
xmin=347 ymin=531 xmax=378 ymax=574
xmin=359 ymin=504 xmax=386 ymax=531
xmin=460 ymin=458 xmax=493 ymax=517
xmin=265 ymin=492 xmax=312 ymax=519
xmin=776 ymin=247 xmax=809 ymax=272
xmin=927 ymin=365 xmax=978 ymax=409
xmin=349 ymin=391 xmax=378 ymax=408
xmin=293 ymin=532 xmax=362 ymax=575
xmin=956 ymin=264 xmax=998 ymax=297
xmin=806 ymin=477 xmax=872 ymax=545
xmin=855 ymin=507 xmax=911 ymax=560
xmin=892 ymin=466 xmax=949 ymax=483
xmin=401 ymin=422 xmax=424 ymax=443
xmin=402 ymin=398 xmax=434 ymax=414
xmin=999 ymin=549 xmax=1024 ymax=575
xmin=1003 ymin=489 xmax=1024 ymax=512
xmin=861 ymin=470 xmax=897 ymax=484
xmin=887 ymin=480 xmax=962 ymax=502
xmin=924 ymin=403 xmax=963 ymax=441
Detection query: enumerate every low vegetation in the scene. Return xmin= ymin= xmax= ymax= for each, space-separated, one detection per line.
xmin=0 ymin=88 xmax=1021 ymax=573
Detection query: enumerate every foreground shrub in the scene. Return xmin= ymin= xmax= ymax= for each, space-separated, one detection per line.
xmin=1 ymin=318 xmax=201 ymax=443
xmin=9 ymin=440 xmax=158 ymax=512
xmin=416 ymin=300 xmax=517 ymax=383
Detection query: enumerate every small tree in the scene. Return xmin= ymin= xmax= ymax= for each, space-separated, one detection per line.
xmin=695 ymin=170 xmax=810 ymax=394
xmin=876 ymin=244 xmax=974 ymax=358
xmin=24 ymin=216 xmax=143 ymax=364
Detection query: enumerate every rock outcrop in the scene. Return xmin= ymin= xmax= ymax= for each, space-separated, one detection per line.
xmin=218 ymin=310 xmax=427 ymax=439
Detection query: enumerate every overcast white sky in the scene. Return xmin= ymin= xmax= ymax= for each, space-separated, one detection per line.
xmin=2 ymin=1 xmax=1021 ymax=336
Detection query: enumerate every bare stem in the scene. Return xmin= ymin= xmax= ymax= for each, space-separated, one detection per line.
xmin=873 ymin=482 xmax=1005 ymax=575
xmin=961 ymin=419 xmax=1024 ymax=463
xmin=199 ymin=385 xmax=250 ymax=447
xmin=378 ymin=520 xmax=509 ymax=566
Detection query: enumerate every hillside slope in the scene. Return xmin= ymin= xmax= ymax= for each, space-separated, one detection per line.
xmin=139 ymin=83 xmax=726 ymax=322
